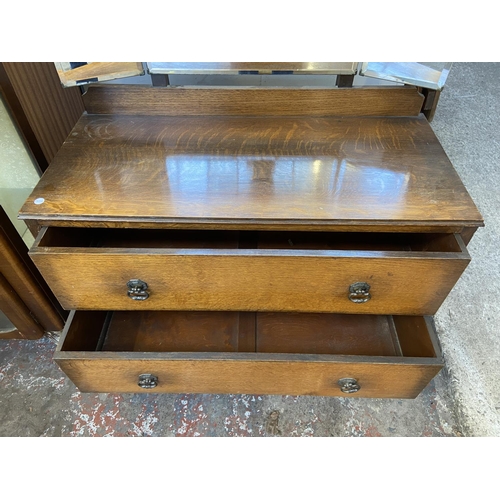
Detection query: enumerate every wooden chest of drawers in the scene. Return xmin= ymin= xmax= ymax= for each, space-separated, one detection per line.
xmin=19 ymin=85 xmax=483 ymax=398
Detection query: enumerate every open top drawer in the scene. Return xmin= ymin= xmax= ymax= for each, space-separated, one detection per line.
xmin=54 ymin=310 xmax=443 ymax=398
xmin=31 ymin=227 xmax=470 ymax=315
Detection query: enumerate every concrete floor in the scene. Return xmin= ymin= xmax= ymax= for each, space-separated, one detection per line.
xmin=430 ymin=63 xmax=500 ymax=436
xmin=0 ymin=62 xmax=498 ymax=437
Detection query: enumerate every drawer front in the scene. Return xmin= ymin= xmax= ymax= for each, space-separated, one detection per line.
xmin=54 ymin=310 xmax=443 ymax=399
xmin=55 ymin=355 xmax=442 ymax=399
xmin=31 ymin=228 xmax=470 ymax=314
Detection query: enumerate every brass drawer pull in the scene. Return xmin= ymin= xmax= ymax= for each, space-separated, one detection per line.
xmin=338 ymin=378 xmax=360 ymax=393
xmin=138 ymin=374 xmax=158 ymax=389
xmin=127 ymin=279 xmax=149 ymax=300
xmin=348 ymin=282 xmax=371 ymax=303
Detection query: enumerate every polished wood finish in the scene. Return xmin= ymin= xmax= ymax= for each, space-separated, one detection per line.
xmin=0 ymin=207 xmax=65 ymax=332
xmin=55 ymin=62 xmax=144 ymax=87
xmin=147 ymin=62 xmax=358 ymax=75
xmin=30 ymin=228 xmax=469 ymax=314
xmin=82 ymin=85 xmax=425 ymax=116
xmin=20 ymin=83 xmax=481 ymax=398
xmin=1 ymin=63 xmax=85 ymax=167
xmin=21 ymin=219 xmax=472 ymax=233
xmin=0 ymin=273 xmax=44 ymax=339
xmin=54 ymin=310 xmax=442 ymax=397
xmin=19 ymin=113 xmax=483 ymax=229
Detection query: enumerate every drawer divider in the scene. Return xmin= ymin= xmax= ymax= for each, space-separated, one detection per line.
xmin=95 ymin=311 xmax=114 ymax=352
xmin=387 ymin=316 xmax=403 ymax=356
xmin=238 ymin=312 xmax=257 ymax=352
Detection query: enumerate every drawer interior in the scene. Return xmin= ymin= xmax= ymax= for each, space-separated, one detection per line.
xmin=59 ymin=310 xmax=439 ymax=360
xmin=37 ymin=227 xmax=464 ymax=253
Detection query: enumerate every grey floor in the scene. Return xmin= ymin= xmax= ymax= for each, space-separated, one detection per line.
xmin=0 ymin=62 xmax=499 ymax=437
xmin=430 ymin=62 xmax=500 ymax=436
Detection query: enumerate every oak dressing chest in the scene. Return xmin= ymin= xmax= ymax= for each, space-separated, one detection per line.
xmin=19 ymin=84 xmax=483 ymax=398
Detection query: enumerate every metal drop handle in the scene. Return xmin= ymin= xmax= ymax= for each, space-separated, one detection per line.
xmin=138 ymin=374 xmax=158 ymax=389
xmin=348 ymin=282 xmax=371 ymax=303
xmin=127 ymin=279 xmax=149 ymax=300
xmin=338 ymin=378 xmax=360 ymax=394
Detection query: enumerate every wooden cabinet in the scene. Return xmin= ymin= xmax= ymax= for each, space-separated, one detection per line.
xmin=19 ymin=85 xmax=483 ymax=398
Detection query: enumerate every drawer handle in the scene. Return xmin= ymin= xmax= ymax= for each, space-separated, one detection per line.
xmin=338 ymin=378 xmax=360 ymax=394
xmin=348 ymin=282 xmax=371 ymax=303
xmin=138 ymin=374 xmax=158 ymax=389
xmin=127 ymin=279 xmax=149 ymax=300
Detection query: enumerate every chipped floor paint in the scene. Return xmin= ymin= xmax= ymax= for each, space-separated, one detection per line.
xmin=0 ymin=338 xmax=462 ymax=437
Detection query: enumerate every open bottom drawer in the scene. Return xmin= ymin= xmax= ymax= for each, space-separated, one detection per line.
xmin=54 ymin=311 xmax=443 ymax=398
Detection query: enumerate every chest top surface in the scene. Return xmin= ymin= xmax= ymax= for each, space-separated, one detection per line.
xmin=19 ymin=87 xmax=483 ymax=230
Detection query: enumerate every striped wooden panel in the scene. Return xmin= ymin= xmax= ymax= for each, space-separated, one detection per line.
xmin=83 ymin=85 xmax=425 ymax=116
xmin=1 ymin=62 xmax=85 ymax=164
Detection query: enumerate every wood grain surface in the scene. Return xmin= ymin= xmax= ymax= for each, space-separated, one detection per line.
xmin=91 ymin=311 xmax=402 ymax=357
xmin=54 ymin=310 xmax=442 ymax=398
xmin=393 ymin=316 xmax=441 ymax=358
xmin=82 ymin=85 xmax=424 ymax=116
xmin=30 ymin=228 xmax=470 ymax=314
xmin=0 ymin=207 xmax=65 ymax=331
xmin=0 ymin=63 xmax=47 ymax=173
xmin=55 ymin=355 xmax=442 ymax=398
xmin=256 ymin=313 xmax=401 ymax=356
xmin=1 ymin=62 xmax=85 ymax=165
xmin=103 ymin=311 xmax=256 ymax=353
xmin=19 ymin=114 xmax=483 ymax=228
xmin=0 ymin=273 xmax=44 ymax=339
xmin=17 ymin=82 xmax=472 ymax=399
xmin=21 ymin=220 xmax=473 ymax=233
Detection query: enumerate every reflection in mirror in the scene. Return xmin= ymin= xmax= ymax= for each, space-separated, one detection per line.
xmin=147 ymin=62 xmax=358 ymax=75
xmin=360 ymin=62 xmax=452 ymax=90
